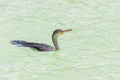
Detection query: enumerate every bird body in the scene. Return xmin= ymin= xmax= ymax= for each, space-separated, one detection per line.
xmin=11 ymin=40 xmax=55 ymax=51
xmin=11 ymin=29 xmax=72 ymax=51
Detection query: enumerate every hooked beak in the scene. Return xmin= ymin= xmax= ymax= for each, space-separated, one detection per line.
xmin=61 ymin=29 xmax=72 ymax=34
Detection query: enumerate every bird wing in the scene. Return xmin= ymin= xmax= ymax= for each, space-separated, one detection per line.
xmin=33 ymin=43 xmax=55 ymax=51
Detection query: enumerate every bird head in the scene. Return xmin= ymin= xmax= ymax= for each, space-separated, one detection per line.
xmin=53 ymin=29 xmax=72 ymax=37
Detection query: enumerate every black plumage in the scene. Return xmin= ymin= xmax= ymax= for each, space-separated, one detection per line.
xmin=11 ymin=29 xmax=72 ymax=51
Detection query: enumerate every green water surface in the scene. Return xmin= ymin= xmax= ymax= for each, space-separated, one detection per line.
xmin=0 ymin=0 xmax=120 ymax=80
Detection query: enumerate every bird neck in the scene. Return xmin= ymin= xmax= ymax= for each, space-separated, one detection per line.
xmin=52 ymin=35 xmax=60 ymax=50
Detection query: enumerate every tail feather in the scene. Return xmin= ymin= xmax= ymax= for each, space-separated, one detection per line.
xmin=11 ymin=40 xmax=29 ymax=47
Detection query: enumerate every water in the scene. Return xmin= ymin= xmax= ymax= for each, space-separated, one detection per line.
xmin=0 ymin=0 xmax=120 ymax=80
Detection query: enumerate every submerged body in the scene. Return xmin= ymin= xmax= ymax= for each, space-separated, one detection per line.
xmin=11 ymin=40 xmax=55 ymax=51
xmin=11 ymin=29 xmax=72 ymax=51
